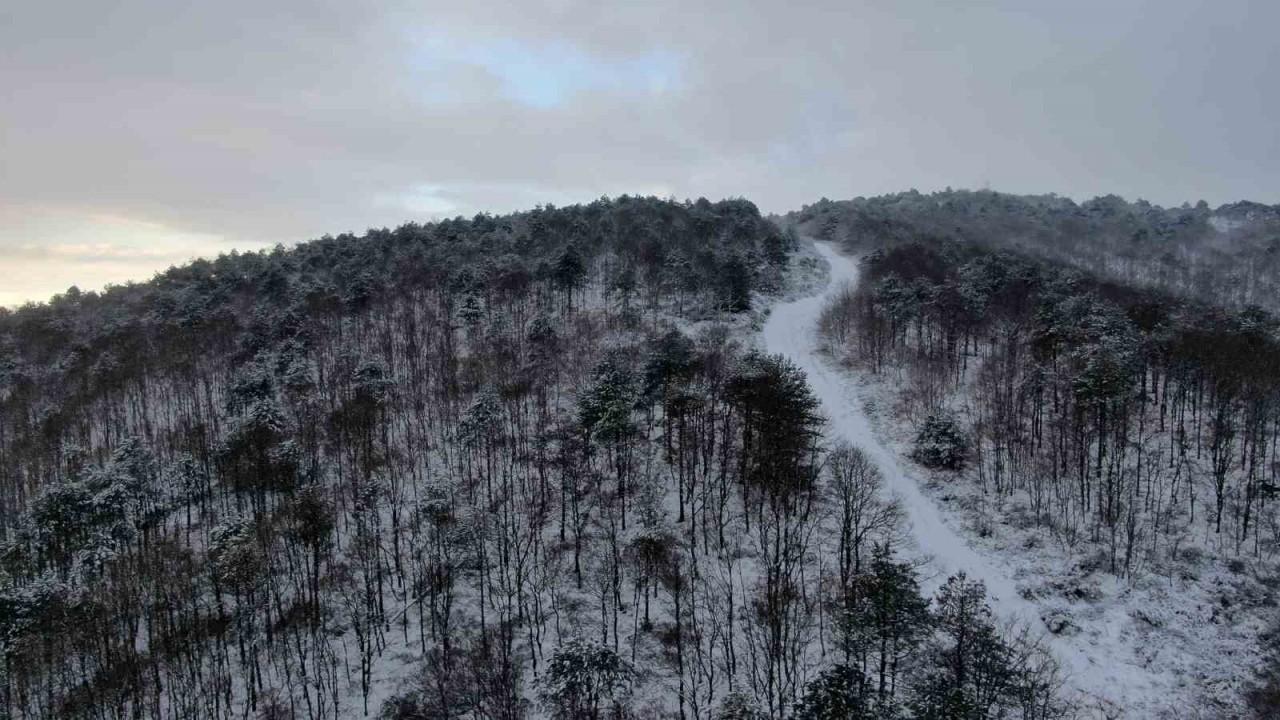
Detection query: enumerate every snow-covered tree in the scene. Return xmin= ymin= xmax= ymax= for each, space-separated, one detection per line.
xmin=539 ymin=639 xmax=633 ymax=720
xmin=910 ymin=413 xmax=969 ymax=471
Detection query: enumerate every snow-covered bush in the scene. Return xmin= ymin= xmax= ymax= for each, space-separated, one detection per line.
xmin=539 ymin=639 xmax=632 ymax=719
xmin=715 ymin=691 xmax=766 ymax=720
xmin=910 ymin=413 xmax=969 ymax=471
xmin=792 ymin=664 xmax=875 ymax=719
xmin=209 ymin=514 xmax=263 ymax=593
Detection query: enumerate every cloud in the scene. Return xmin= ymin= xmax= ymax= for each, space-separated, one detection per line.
xmin=2 ymin=0 xmax=1278 ymax=302
xmin=0 ymin=203 xmax=258 ymax=305
xmin=6 ymin=243 xmax=192 ymax=264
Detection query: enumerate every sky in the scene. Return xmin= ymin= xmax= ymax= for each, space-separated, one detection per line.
xmin=2 ymin=1 xmax=1277 ymax=305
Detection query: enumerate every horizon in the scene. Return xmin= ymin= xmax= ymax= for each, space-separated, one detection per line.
xmin=4 ymin=1 xmax=1278 ymax=304
xmin=4 ymin=185 xmax=1270 ymax=310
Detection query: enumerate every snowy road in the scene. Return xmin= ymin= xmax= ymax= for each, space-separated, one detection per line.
xmin=762 ymin=242 xmax=1146 ymax=716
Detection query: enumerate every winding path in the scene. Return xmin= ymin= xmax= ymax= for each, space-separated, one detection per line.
xmin=762 ymin=241 xmax=1145 ymax=716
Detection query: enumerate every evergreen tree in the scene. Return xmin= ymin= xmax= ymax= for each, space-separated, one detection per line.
xmin=539 ymin=639 xmax=633 ymax=720
xmin=793 ymin=665 xmax=876 ymax=720
xmin=910 ymin=413 xmax=969 ymax=471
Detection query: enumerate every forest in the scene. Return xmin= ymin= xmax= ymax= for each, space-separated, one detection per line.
xmin=790 ymin=189 xmax=1280 ymax=312
xmin=3 ymin=188 xmax=1278 ymax=718
xmin=0 ymin=196 xmax=1070 ymax=719
xmin=807 ymin=197 xmax=1280 ymax=716
xmin=818 ymin=238 xmax=1280 ymax=564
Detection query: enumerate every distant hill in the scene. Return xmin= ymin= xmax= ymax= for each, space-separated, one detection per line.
xmin=786 ymin=189 xmax=1280 ymax=311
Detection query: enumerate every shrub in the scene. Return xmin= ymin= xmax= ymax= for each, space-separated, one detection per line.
xmin=793 ymin=665 xmax=874 ymax=720
xmin=539 ymin=639 xmax=632 ymax=719
xmin=911 ymin=413 xmax=969 ymax=471
xmin=716 ymin=691 xmax=766 ymax=719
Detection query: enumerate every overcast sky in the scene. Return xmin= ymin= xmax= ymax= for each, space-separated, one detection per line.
xmin=2 ymin=1 xmax=1277 ymax=304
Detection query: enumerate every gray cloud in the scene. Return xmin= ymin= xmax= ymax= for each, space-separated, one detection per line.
xmin=2 ymin=0 xmax=1277 ymax=301
xmin=4 ymin=242 xmax=190 ymax=264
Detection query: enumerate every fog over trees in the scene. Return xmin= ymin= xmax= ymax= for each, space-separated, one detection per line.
xmin=792 ymin=190 xmax=1280 ymax=312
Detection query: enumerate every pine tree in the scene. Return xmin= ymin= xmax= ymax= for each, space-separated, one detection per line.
xmin=793 ymin=664 xmax=876 ymax=720
xmin=539 ymin=639 xmax=633 ymax=720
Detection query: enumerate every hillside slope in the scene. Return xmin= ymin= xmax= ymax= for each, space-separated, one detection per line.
xmin=780 ymin=242 xmax=1273 ymax=717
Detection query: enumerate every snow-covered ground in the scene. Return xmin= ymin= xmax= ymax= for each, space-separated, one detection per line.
xmin=344 ymin=238 xmax=1264 ymax=718
xmin=760 ymin=241 xmax=1208 ymax=718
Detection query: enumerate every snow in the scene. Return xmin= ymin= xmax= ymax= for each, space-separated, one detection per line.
xmin=1208 ymin=215 xmax=1244 ymax=233
xmin=760 ymin=241 xmax=1181 ymax=718
xmin=268 ymin=237 xmax=1261 ymax=718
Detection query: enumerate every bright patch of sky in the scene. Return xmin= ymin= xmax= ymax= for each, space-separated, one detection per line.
xmin=0 ymin=204 xmax=259 ymax=307
xmin=415 ymin=35 xmax=680 ymax=107
xmin=374 ymin=185 xmax=459 ymax=218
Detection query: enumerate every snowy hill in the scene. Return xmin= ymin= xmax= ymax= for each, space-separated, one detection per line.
xmin=1 ymin=193 xmax=1276 ymax=719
